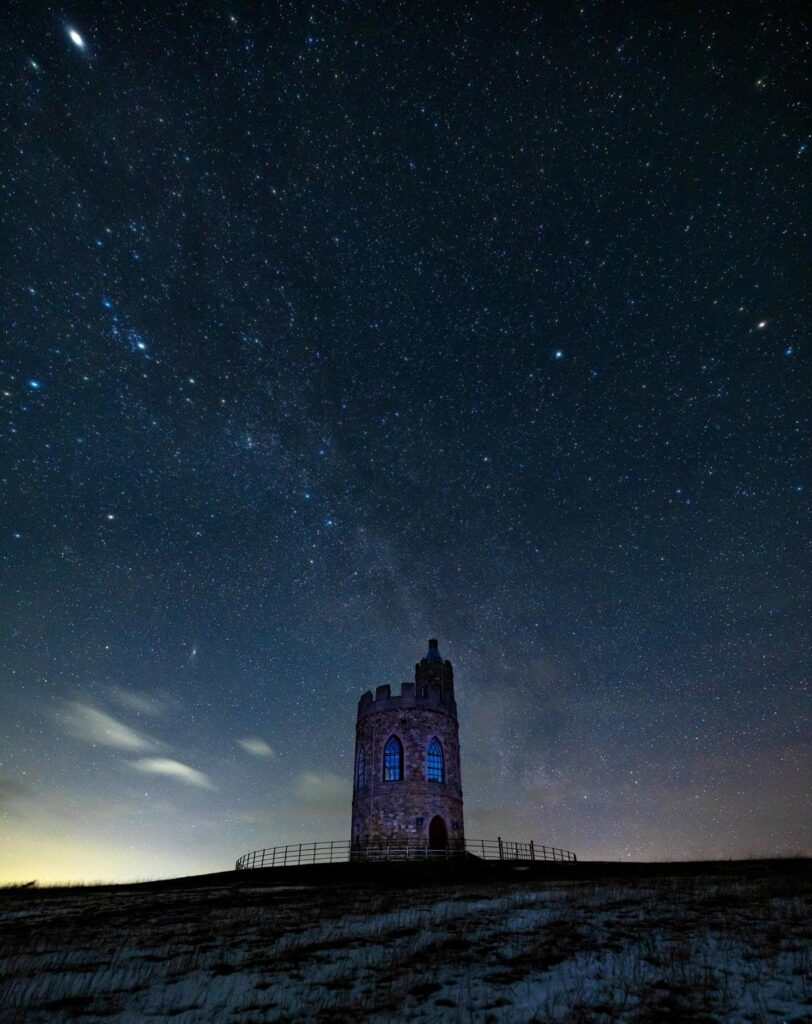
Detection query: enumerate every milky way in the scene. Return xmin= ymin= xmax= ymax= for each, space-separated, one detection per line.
xmin=1 ymin=4 xmax=808 ymax=881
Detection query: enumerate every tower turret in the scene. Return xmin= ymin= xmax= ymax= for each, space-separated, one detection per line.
xmin=415 ymin=637 xmax=455 ymax=701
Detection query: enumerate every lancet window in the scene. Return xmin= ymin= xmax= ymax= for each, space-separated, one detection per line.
xmin=427 ymin=737 xmax=444 ymax=783
xmin=383 ymin=735 xmax=403 ymax=781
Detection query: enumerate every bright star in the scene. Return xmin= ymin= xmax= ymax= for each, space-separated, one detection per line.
xmin=68 ymin=28 xmax=85 ymax=49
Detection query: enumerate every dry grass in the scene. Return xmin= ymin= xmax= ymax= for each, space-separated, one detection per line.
xmin=0 ymin=864 xmax=809 ymax=1022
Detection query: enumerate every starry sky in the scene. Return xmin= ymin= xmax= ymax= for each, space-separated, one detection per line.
xmin=1 ymin=3 xmax=809 ymax=883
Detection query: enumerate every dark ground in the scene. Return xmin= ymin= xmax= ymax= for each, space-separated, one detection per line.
xmin=1 ymin=859 xmax=809 ymax=1022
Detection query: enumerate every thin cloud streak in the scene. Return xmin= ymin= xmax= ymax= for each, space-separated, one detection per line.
xmin=64 ymin=703 xmax=154 ymax=751
xmin=129 ymin=758 xmax=214 ymax=789
xmin=237 ymin=738 xmax=275 ymax=758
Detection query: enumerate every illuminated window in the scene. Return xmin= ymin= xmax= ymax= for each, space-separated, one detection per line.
xmin=427 ymin=737 xmax=444 ymax=782
xmin=356 ymin=748 xmax=366 ymax=788
xmin=383 ymin=735 xmax=403 ymax=781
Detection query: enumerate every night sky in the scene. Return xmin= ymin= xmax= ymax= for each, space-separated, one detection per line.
xmin=1 ymin=3 xmax=808 ymax=883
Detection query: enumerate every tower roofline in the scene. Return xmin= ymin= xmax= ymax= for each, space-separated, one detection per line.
xmin=357 ymin=680 xmax=457 ymax=722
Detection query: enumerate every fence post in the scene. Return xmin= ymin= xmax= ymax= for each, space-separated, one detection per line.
xmin=330 ymin=840 xmax=334 ymax=863
xmin=530 ymin=840 xmax=535 ymax=862
xmin=498 ymin=836 xmax=503 ymax=860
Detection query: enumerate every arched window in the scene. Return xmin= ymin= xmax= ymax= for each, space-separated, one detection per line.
xmin=383 ymin=735 xmax=403 ymax=781
xmin=427 ymin=737 xmax=444 ymax=783
xmin=356 ymin=748 xmax=366 ymax=788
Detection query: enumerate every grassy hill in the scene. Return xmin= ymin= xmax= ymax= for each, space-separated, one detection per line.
xmin=1 ymin=859 xmax=809 ymax=1022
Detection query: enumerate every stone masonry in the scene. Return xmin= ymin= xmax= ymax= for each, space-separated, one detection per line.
xmin=350 ymin=639 xmax=465 ymax=850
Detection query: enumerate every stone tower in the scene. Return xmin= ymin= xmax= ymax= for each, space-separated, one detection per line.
xmin=351 ymin=639 xmax=464 ymax=853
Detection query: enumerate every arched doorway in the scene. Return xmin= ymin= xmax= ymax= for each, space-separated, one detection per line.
xmin=428 ymin=815 xmax=448 ymax=850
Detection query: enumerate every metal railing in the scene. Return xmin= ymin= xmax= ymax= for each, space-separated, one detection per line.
xmin=234 ymin=837 xmax=576 ymax=870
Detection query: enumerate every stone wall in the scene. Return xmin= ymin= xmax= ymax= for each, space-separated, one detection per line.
xmin=350 ymin=681 xmax=465 ymax=847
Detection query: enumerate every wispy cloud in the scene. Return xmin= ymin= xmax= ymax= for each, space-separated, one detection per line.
xmin=108 ymin=687 xmax=173 ymax=718
xmin=0 ymin=778 xmax=33 ymax=816
xmin=237 ymin=737 xmax=275 ymax=758
xmin=293 ymin=772 xmax=350 ymax=817
xmin=64 ymin=703 xmax=154 ymax=751
xmin=129 ymin=758 xmax=214 ymax=789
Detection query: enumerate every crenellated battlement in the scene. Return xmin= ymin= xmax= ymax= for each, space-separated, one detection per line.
xmin=357 ymin=677 xmax=457 ymax=720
